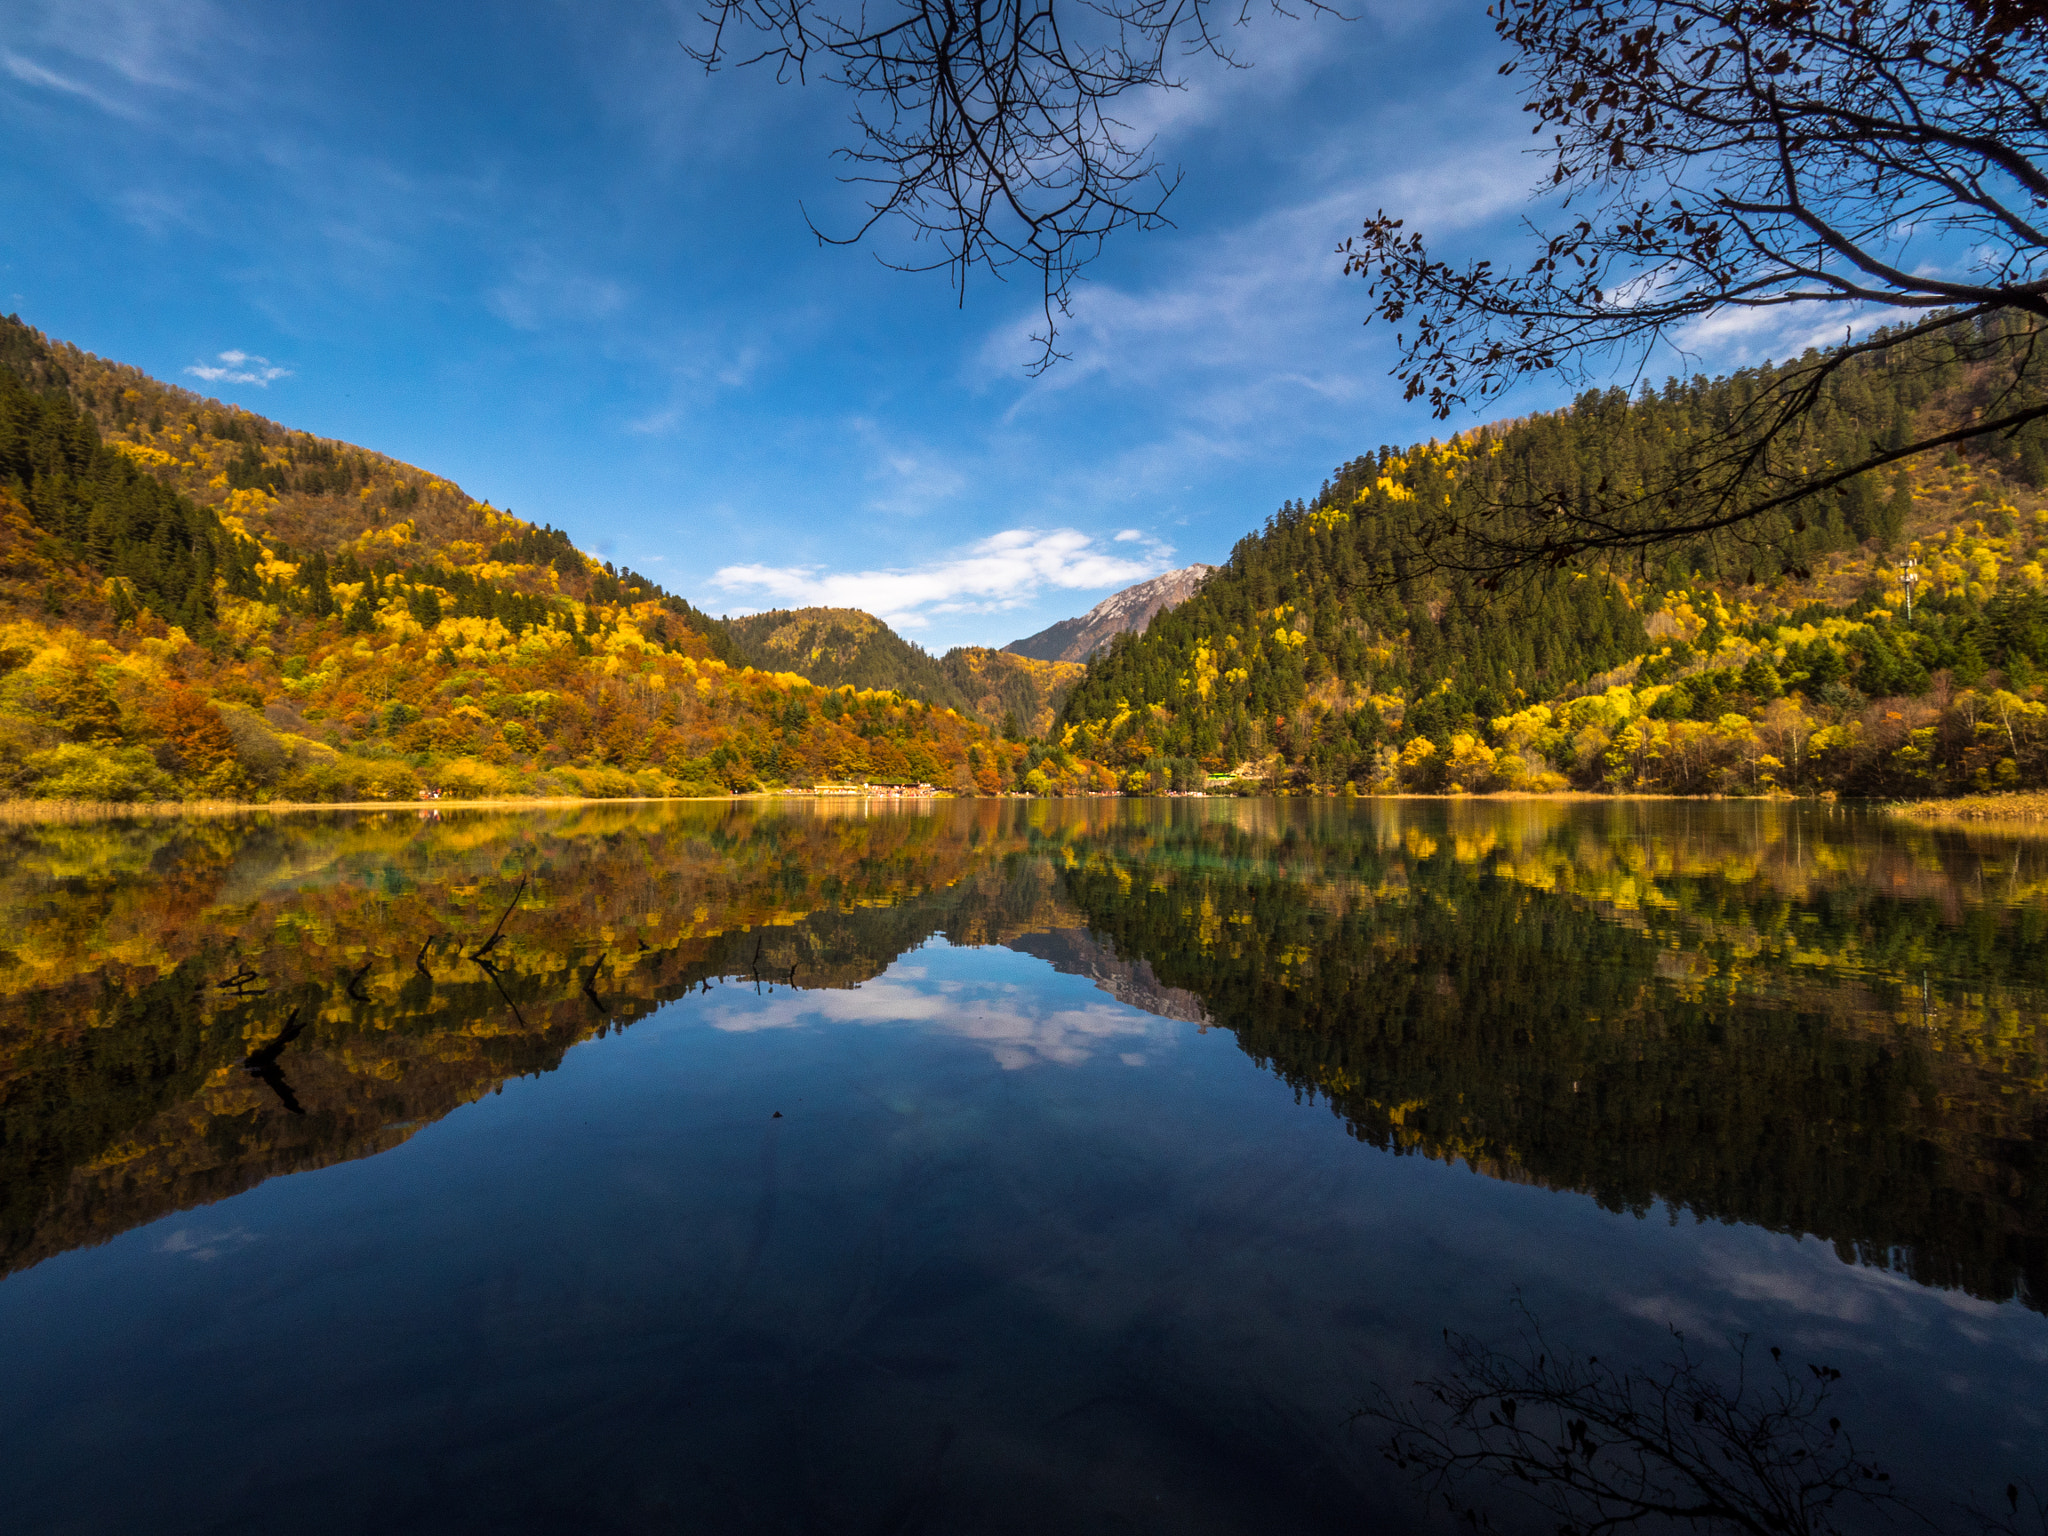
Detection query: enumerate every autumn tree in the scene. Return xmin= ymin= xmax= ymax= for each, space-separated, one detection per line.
xmin=148 ymin=689 xmax=237 ymax=776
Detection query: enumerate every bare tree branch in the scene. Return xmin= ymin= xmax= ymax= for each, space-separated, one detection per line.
xmin=688 ymin=0 xmax=1338 ymax=370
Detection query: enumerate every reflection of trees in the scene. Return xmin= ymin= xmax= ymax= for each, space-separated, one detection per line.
xmin=2 ymin=798 xmax=2044 ymax=1313
xmin=1054 ymin=803 xmax=2048 ymax=1311
xmin=0 ymin=803 xmax=1053 ymax=1276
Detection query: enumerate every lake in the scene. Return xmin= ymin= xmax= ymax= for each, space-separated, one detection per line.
xmin=2 ymin=798 xmax=2042 ymax=1534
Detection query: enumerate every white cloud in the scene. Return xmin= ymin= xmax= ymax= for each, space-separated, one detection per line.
xmin=713 ymin=526 xmax=1166 ymax=629
xmin=1671 ymin=301 xmax=1877 ymax=368
xmin=185 ymin=349 xmax=291 ymax=386
xmin=1113 ymin=528 xmax=1144 ymax=541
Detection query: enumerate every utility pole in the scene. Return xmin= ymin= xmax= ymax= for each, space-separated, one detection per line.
xmin=1899 ymin=557 xmax=1920 ymax=624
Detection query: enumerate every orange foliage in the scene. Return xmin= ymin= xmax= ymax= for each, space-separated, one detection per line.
xmin=146 ymin=689 xmax=236 ymax=774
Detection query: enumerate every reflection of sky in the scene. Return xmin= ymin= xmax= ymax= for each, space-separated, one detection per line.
xmin=5 ymin=931 xmax=2045 ymax=1532
xmin=705 ymin=960 xmax=1176 ymax=1071
xmin=1616 ymin=1236 xmax=2033 ymax=1360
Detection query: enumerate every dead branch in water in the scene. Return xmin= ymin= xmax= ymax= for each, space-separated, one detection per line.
xmin=468 ymin=875 xmax=528 ymax=961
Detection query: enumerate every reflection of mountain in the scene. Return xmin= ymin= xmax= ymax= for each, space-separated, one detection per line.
xmin=1006 ymin=929 xmax=1209 ymax=1024
xmin=2 ymin=799 xmax=2043 ymax=1314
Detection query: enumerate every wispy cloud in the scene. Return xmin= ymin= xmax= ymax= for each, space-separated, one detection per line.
xmin=2 ymin=48 xmax=135 ymax=115
xmin=487 ymin=254 xmax=630 ymax=331
xmin=185 ymin=349 xmax=291 ymax=386
xmin=712 ymin=527 xmax=1166 ymax=629
xmin=977 ymin=113 xmax=1531 ymax=421
xmin=158 ymin=1223 xmax=259 ymax=1260
xmin=849 ymin=418 xmax=972 ymax=516
xmin=2 ymin=0 xmax=242 ymax=116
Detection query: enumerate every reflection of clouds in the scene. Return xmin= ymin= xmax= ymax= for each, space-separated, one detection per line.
xmin=1614 ymin=1236 xmax=2009 ymax=1357
xmin=1717 ymin=1254 xmax=2000 ymax=1322
xmin=159 ymin=1226 xmax=258 ymax=1261
xmin=1618 ymin=1293 xmax=1722 ymax=1339
xmin=705 ymin=974 xmax=1174 ymax=1070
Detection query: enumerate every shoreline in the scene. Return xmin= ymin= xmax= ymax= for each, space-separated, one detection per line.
xmin=3 ymin=788 xmax=2044 ymax=824
xmin=0 ymin=787 xmax=1914 ymax=820
xmin=1886 ymin=791 xmax=2048 ymax=825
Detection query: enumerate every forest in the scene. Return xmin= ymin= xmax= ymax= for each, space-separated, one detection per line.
xmin=12 ymin=308 xmax=2048 ymax=804
xmin=1060 ymin=312 xmax=2048 ymax=799
xmin=0 ymin=316 xmax=1109 ymax=802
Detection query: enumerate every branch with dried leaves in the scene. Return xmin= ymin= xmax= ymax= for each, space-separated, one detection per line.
xmin=1358 ymin=1309 xmax=1910 ymax=1535
xmin=1342 ymin=0 xmax=2048 ymax=573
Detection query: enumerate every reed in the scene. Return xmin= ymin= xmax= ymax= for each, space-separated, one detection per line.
xmin=0 ymin=795 xmax=686 ymax=823
xmin=1890 ymin=791 xmax=2048 ymax=824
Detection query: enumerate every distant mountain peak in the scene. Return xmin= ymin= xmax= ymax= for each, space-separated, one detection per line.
xmin=1003 ymin=565 xmax=1216 ymax=664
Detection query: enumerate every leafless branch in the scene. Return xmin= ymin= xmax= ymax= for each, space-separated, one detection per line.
xmin=688 ymin=0 xmax=1339 ymax=370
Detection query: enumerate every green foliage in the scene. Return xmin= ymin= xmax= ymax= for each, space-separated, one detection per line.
xmin=1056 ymin=807 xmax=2047 ymax=1308
xmin=25 ymin=742 xmax=178 ymax=801
xmin=0 ymin=355 xmax=221 ymax=633
xmin=0 ymin=316 xmax=1033 ymax=804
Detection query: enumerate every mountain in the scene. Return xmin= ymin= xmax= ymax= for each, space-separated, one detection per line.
xmin=726 ymin=606 xmax=1086 ymax=737
xmin=1058 ymin=312 xmax=2048 ymax=798
xmin=725 ymin=607 xmax=972 ymax=711
xmin=1004 ymin=564 xmax=1217 ymax=663
xmin=0 ymin=315 xmax=1089 ymax=802
xmin=939 ymin=647 xmax=1086 ymax=738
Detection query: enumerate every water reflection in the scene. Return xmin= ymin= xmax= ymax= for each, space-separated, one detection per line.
xmin=707 ymin=971 xmax=1179 ymax=1071
xmin=1 ymin=797 xmax=2042 ymax=1315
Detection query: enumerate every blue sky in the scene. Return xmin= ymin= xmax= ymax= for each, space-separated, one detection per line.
xmin=0 ymin=0 xmax=1820 ymax=649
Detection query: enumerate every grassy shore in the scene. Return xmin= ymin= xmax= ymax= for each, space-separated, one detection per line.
xmin=0 ymin=794 xmax=741 ymax=823
xmin=0 ymin=790 xmax=978 ymax=822
xmin=1888 ymin=792 xmax=2048 ymax=824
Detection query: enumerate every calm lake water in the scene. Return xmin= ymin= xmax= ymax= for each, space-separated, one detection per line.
xmin=1 ymin=798 xmax=2042 ymax=1534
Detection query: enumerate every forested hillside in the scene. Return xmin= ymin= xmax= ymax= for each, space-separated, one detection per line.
xmin=940 ymin=646 xmax=1084 ymax=738
xmin=1060 ymin=313 xmax=2048 ymax=798
xmin=726 ymin=606 xmax=1085 ymax=738
xmin=0 ymin=316 xmax=1077 ymax=802
xmin=726 ymin=608 xmax=972 ymax=711
xmin=16 ymin=307 xmax=2048 ymax=806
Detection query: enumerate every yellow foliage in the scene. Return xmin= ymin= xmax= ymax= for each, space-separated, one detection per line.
xmin=111 ymin=440 xmax=180 ymax=470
